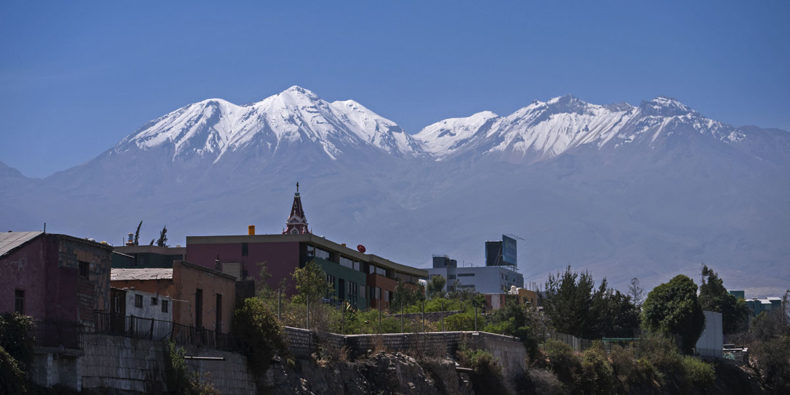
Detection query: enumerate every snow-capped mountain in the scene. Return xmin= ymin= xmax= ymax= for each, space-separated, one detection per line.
xmin=415 ymin=95 xmax=745 ymax=162
xmin=1 ymin=87 xmax=788 ymax=295
xmin=117 ymin=86 xmax=422 ymax=162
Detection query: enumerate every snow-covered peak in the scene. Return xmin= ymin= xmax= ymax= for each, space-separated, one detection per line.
xmin=639 ymin=96 xmax=693 ymax=117
xmin=414 ymin=111 xmax=499 ymax=158
xmin=118 ymin=86 xmax=420 ymax=162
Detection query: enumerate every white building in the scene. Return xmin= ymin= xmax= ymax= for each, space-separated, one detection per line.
xmin=428 ymin=255 xmax=524 ymax=294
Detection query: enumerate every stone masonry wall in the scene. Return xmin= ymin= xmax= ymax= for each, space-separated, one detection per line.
xmin=283 ymin=327 xmax=528 ymax=380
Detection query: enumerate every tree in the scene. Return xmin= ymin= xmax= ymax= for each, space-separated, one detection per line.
xmin=292 ymin=260 xmax=329 ymax=305
xmin=698 ymin=265 xmax=749 ymax=334
xmin=641 ymin=275 xmax=705 ymax=354
xmin=427 ymin=275 xmax=446 ymax=298
xmin=134 ymin=220 xmax=142 ymax=246
xmin=542 ymin=267 xmax=595 ymax=337
xmin=543 ymin=268 xmax=639 ymax=339
xmin=232 ymin=298 xmax=285 ymax=376
xmin=156 ymin=225 xmax=168 ymax=247
xmin=628 ymin=277 xmax=644 ymax=307
xmin=483 ymin=296 xmax=541 ymax=359
xmin=391 ymin=280 xmax=424 ymax=311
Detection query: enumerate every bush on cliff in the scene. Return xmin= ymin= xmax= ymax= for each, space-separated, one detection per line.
xmin=0 ymin=312 xmax=34 ymax=372
xmin=232 ymin=297 xmax=286 ymax=376
xmin=456 ymin=347 xmax=508 ymax=395
xmin=0 ymin=345 xmax=26 ymax=395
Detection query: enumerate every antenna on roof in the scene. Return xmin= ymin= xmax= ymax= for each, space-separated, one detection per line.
xmin=43 ymin=222 xmax=46 ymax=234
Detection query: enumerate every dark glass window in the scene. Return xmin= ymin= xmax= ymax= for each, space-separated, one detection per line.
xmin=79 ymin=261 xmax=89 ymax=278
xmin=134 ymin=294 xmax=143 ymax=308
xmin=161 ymin=300 xmax=169 ymax=313
xmin=241 ymin=243 xmax=248 ymax=257
xmin=14 ymin=290 xmax=24 ymax=314
xmin=151 ymin=297 xmax=158 ymax=305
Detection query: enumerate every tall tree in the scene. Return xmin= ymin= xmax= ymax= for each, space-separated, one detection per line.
xmin=698 ymin=265 xmax=749 ymax=334
xmin=134 ymin=220 xmax=142 ymax=246
xmin=292 ymin=260 xmax=329 ymax=305
xmin=543 ymin=267 xmax=638 ymax=339
xmin=156 ymin=225 xmax=167 ymax=247
xmin=427 ymin=275 xmax=446 ymax=298
xmin=543 ymin=267 xmax=595 ymax=337
xmin=628 ymin=277 xmax=644 ymax=307
xmin=641 ymin=275 xmax=705 ymax=354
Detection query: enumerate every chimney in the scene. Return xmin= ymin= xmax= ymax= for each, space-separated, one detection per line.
xmin=248 ymin=225 xmax=255 ymax=235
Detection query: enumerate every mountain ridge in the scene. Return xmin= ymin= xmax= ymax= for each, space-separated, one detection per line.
xmin=1 ymin=87 xmax=788 ymax=296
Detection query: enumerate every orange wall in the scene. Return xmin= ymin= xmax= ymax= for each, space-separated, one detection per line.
xmin=111 ymin=261 xmax=236 ymax=333
xmin=173 ymin=261 xmax=235 ymax=334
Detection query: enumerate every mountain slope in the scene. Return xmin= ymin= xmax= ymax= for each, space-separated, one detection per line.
xmin=1 ymin=88 xmax=788 ymax=295
xmin=116 ymin=86 xmax=422 ymax=163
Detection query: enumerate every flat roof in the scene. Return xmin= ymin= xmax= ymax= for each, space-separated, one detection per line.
xmin=113 ymin=245 xmax=186 ymax=255
xmin=111 ymin=268 xmax=173 ymax=281
xmin=187 ymin=233 xmax=427 ymax=278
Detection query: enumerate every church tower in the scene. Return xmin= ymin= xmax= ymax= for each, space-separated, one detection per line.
xmin=283 ymin=182 xmax=310 ymax=235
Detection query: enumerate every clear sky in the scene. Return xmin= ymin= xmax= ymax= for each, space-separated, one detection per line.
xmin=1 ymin=1 xmax=788 ymax=178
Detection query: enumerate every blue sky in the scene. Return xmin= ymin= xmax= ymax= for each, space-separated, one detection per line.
xmin=1 ymin=1 xmax=788 ymax=178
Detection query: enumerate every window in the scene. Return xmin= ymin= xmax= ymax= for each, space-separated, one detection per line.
xmin=458 ymin=273 xmax=475 ymax=277
xmin=339 ymin=256 xmax=353 ymax=269
xmin=315 ymin=247 xmax=330 ymax=260
xmin=195 ymin=289 xmax=203 ymax=329
xmin=134 ymin=294 xmax=143 ymax=308
xmin=161 ymin=300 xmax=169 ymax=313
xmin=14 ymin=290 xmax=24 ymax=314
xmin=216 ymin=294 xmax=223 ymax=333
xmin=241 ymin=243 xmax=248 ymax=257
xmin=79 ymin=261 xmax=90 ymax=278
xmin=151 ymin=297 xmax=158 ymax=305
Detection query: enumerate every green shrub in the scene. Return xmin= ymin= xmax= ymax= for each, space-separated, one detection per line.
xmin=232 ymin=298 xmax=287 ymax=376
xmin=0 ymin=312 xmax=34 ymax=372
xmin=608 ymin=344 xmax=661 ymax=391
xmin=681 ymin=355 xmax=715 ymax=388
xmin=164 ymin=342 xmax=217 ymax=395
xmin=750 ymin=335 xmax=790 ymax=393
xmin=457 ymin=348 xmax=508 ymax=394
xmin=0 ymin=345 xmax=26 ymax=395
xmin=579 ymin=345 xmax=616 ymax=394
xmin=541 ymin=339 xmax=581 ymax=389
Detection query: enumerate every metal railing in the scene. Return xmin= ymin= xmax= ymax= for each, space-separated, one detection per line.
xmin=91 ymin=312 xmax=237 ymax=350
xmin=33 ymin=313 xmax=238 ymax=351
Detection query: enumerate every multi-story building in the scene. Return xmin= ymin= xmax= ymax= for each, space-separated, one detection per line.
xmin=428 ymin=235 xmax=524 ymax=295
xmin=0 ymin=232 xmax=112 ymax=332
xmin=185 ymin=186 xmax=427 ymax=310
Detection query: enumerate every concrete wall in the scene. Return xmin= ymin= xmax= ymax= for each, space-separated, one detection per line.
xmin=183 ymin=346 xmax=257 ymax=395
xmin=33 ymin=334 xmax=257 ymax=394
xmin=696 ymin=310 xmax=723 ymax=358
xmin=124 ymin=289 xmax=173 ymax=322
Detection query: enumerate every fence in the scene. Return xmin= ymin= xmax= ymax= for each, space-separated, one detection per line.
xmin=549 ymin=332 xmax=594 ymax=352
xmin=91 ymin=312 xmax=237 ymax=350
xmin=33 ymin=313 xmax=237 ymax=351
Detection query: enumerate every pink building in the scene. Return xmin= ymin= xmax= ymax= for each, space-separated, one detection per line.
xmin=0 ymin=232 xmax=112 ymax=330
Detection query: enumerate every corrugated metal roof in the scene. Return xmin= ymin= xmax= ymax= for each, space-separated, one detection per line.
xmin=111 ymin=268 xmax=173 ymax=281
xmin=0 ymin=231 xmax=43 ymax=257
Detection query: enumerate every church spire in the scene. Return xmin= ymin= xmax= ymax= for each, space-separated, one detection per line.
xmin=284 ymin=182 xmax=310 ymax=235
